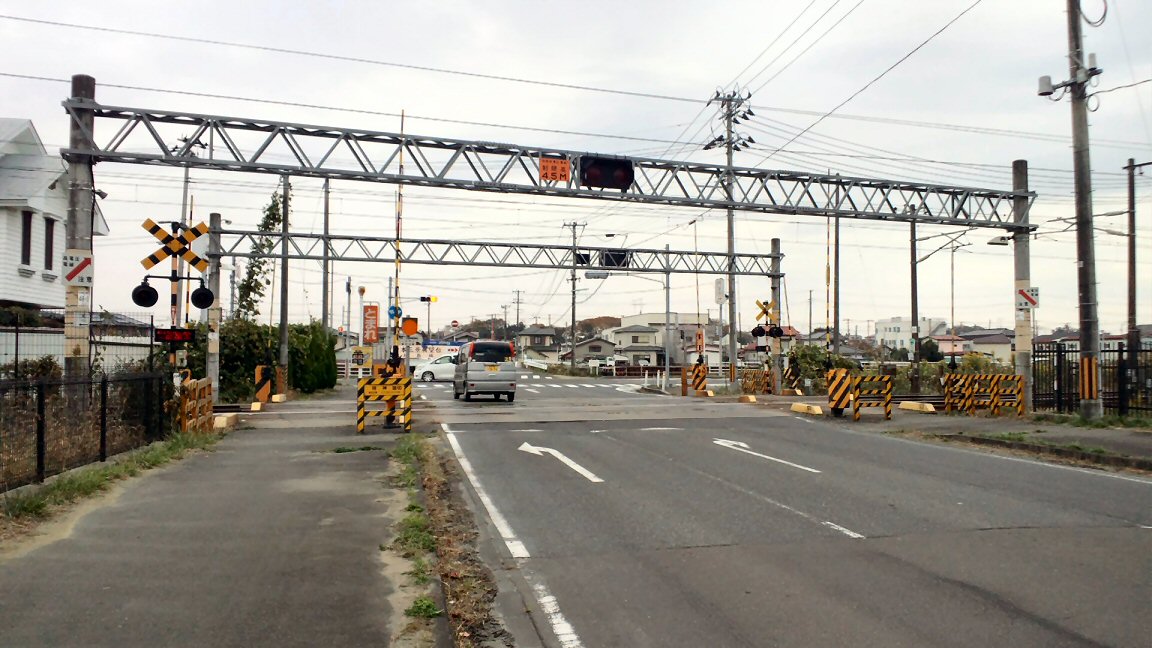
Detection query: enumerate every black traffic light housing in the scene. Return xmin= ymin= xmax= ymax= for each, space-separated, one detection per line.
xmin=751 ymin=325 xmax=766 ymax=338
xmin=131 ymin=280 xmax=159 ymax=307
xmin=579 ymin=156 xmax=635 ymax=192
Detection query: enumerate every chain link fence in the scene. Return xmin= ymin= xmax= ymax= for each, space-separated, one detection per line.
xmin=0 ymin=306 xmax=158 ymax=380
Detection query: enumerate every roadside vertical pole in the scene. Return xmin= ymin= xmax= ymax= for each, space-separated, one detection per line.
xmin=279 ymin=176 xmax=290 ymax=371
xmin=321 ymin=178 xmax=331 ymax=331
xmin=207 ymin=212 xmax=223 ymax=404
xmin=664 ymin=244 xmax=671 ymax=392
xmin=723 ymin=97 xmax=739 ymax=386
xmin=99 ymin=376 xmax=108 ymax=461
xmin=770 ymin=238 xmax=783 ymax=395
xmin=833 ymin=177 xmax=841 ymax=355
xmin=910 ymin=221 xmax=921 ymax=393
xmin=64 ymin=74 xmax=95 ymax=379
xmin=35 ymin=380 xmax=46 ymax=483
xmin=1065 ymin=0 xmax=1101 ymax=419
xmin=1013 ymin=160 xmax=1033 ymax=412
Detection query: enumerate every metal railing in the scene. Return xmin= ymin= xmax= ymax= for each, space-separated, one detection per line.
xmin=1032 ymin=343 xmax=1152 ymax=415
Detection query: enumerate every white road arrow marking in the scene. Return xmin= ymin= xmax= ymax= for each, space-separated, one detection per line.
xmin=712 ymin=438 xmax=821 ymax=473
xmin=518 ymin=442 xmax=604 ymax=483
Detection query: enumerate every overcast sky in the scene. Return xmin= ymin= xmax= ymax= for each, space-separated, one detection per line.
xmin=2 ymin=0 xmax=1150 ymax=338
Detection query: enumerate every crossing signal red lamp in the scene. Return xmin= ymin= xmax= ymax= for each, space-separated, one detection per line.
xmin=190 ymin=281 xmax=215 ymax=309
xmin=579 ymin=156 xmax=634 ymax=191
xmin=131 ymin=280 xmax=159 ymax=307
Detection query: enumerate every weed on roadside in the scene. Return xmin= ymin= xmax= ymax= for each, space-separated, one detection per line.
xmin=329 ymin=446 xmax=384 ymax=454
xmin=394 ymin=512 xmax=435 ymax=556
xmin=1 ymin=432 xmax=220 ymax=522
xmin=405 ymin=596 xmax=442 ymax=618
xmin=405 ymin=556 xmax=432 ymax=585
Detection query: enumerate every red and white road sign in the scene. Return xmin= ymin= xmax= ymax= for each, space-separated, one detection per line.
xmin=451 ymin=319 xmax=460 ymax=328
xmin=62 ymin=251 xmax=94 ymax=286
xmin=1016 ymin=287 xmax=1039 ymax=309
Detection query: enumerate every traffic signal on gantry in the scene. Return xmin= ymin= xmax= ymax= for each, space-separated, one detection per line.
xmin=579 ymin=156 xmax=635 ymax=191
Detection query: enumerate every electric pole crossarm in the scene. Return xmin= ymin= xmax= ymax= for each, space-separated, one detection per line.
xmin=217 ymin=231 xmax=782 ymax=276
xmin=63 ymin=100 xmax=1035 ymax=231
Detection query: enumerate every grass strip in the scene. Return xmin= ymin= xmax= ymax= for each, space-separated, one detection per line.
xmin=1 ymin=432 xmax=221 ymax=521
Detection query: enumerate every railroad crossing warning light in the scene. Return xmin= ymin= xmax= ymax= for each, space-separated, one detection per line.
xmin=579 ymin=155 xmax=635 ymax=191
xmin=190 ymin=282 xmax=215 ymax=309
xmin=131 ymin=280 xmax=159 ymax=307
xmin=751 ymin=325 xmax=766 ymax=338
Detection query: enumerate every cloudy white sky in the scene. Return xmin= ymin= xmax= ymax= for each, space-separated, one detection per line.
xmin=2 ymin=0 xmax=1149 ymax=338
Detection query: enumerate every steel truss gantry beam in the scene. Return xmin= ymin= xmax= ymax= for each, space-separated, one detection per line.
xmin=62 ymin=100 xmax=1035 ymax=231
xmin=218 ymin=230 xmax=781 ymax=277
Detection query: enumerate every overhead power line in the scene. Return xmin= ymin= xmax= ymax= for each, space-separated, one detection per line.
xmin=0 ymin=14 xmax=701 ymax=104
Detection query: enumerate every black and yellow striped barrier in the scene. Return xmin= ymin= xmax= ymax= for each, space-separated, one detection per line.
xmin=992 ymin=375 xmax=1025 ymax=416
xmin=943 ymin=373 xmax=967 ymax=413
xmin=740 ymin=369 xmax=774 ymax=395
xmin=254 ymin=365 xmax=273 ymax=403
xmin=852 ymin=375 xmax=893 ymax=421
xmin=357 ymin=376 xmax=412 ymax=433
xmin=826 ymin=368 xmax=852 ymax=416
xmin=963 ymin=374 xmax=998 ymax=416
xmin=1079 ymin=356 xmax=1099 ymax=402
xmin=690 ymin=364 xmax=708 ymax=394
xmin=782 ymin=364 xmax=802 ymax=393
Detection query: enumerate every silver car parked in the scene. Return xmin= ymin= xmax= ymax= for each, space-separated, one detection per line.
xmin=452 ymin=340 xmax=517 ymax=402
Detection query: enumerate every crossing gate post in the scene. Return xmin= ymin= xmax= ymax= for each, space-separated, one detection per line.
xmin=357 ymin=376 xmax=413 ymax=434
xmin=852 ymin=375 xmax=893 ymax=421
xmin=691 ymin=363 xmax=708 ymax=394
xmin=826 ymin=368 xmax=851 ymax=417
xmin=681 ymin=367 xmax=688 ymax=397
xmin=992 ymin=374 xmax=1025 ymax=417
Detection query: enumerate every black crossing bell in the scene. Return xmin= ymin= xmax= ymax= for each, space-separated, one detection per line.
xmin=131 ymin=280 xmax=159 ymax=307
xmin=190 ymin=283 xmax=215 ymax=309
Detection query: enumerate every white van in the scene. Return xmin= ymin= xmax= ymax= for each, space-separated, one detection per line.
xmin=452 ymin=340 xmax=518 ymax=402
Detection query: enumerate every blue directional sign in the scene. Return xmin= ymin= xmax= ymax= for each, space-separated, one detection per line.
xmin=388 ymin=305 xmax=402 ymax=319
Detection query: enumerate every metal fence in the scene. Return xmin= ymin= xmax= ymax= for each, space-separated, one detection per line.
xmin=1032 ymin=343 xmax=1152 ymax=416
xmin=0 ymin=307 xmax=157 ymax=379
xmin=0 ymin=372 xmax=172 ymax=493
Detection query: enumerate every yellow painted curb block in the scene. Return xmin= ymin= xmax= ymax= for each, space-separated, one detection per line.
xmin=792 ymin=389 xmax=804 ymax=396
xmin=694 ymin=390 xmax=715 ymax=398
xmin=739 ymin=395 xmax=757 ymax=403
xmin=898 ymin=401 xmax=937 ymax=414
xmin=213 ymin=413 xmax=238 ymax=430
xmin=790 ymin=402 xmax=824 ymax=416
xmin=250 ymin=402 xmax=263 ymax=412
xmin=271 ymin=394 xmax=287 ymax=403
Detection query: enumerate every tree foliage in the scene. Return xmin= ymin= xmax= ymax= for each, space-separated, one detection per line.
xmin=233 ymin=192 xmax=284 ymax=321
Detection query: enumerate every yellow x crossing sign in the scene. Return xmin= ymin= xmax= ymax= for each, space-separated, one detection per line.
xmin=140 ymin=219 xmax=209 ymax=272
xmin=755 ymin=299 xmax=779 ymax=323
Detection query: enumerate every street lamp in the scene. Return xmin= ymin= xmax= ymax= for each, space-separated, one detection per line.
xmin=918 ymin=238 xmax=971 ymax=369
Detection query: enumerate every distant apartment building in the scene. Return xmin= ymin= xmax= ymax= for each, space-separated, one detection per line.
xmin=874 ymin=316 xmax=947 ymax=352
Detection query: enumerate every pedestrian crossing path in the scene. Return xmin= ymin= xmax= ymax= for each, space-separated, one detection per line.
xmin=420 ymin=383 xmax=637 ymax=391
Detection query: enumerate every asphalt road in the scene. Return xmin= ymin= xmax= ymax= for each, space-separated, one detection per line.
xmin=439 ymin=379 xmax=1152 ymax=647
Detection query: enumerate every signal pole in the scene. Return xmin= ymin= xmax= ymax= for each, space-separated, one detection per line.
xmin=513 ymin=289 xmax=524 ymax=327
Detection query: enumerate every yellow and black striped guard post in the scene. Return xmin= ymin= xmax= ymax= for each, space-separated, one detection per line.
xmin=140 ymin=219 xmax=209 ymax=272
xmin=254 ymin=365 xmax=273 ymax=403
xmin=852 ymin=375 xmax=893 ymax=421
xmin=826 ymin=368 xmax=852 ymax=415
xmin=691 ymin=363 xmax=708 ymax=393
xmin=357 ymin=376 xmax=413 ymax=434
xmin=1079 ymin=356 xmax=1099 ymax=402
xmin=992 ymin=374 xmax=1025 ymax=417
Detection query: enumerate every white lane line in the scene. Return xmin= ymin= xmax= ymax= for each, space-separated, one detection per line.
xmin=821 ymin=521 xmax=866 ymax=539
xmin=793 ymin=416 xmax=816 ymax=424
xmin=533 ymin=374 xmax=542 ymax=379
xmin=531 ymin=383 xmax=546 ymax=387
xmin=420 ymin=394 xmax=428 ymax=401
xmin=525 ymin=388 xmax=540 ymax=394
xmin=580 ymin=384 xmax=598 ymax=388
xmin=566 ymin=384 xmax=581 ymax=389
xmin=443 ymin=424 xmax=529 ymax=559
xmin=640 ymin=427 xmax=682 ymax=431
xmin=533 ymin=582 xmax=585 ymax=648
xmin=713 ymin=439 xmax=822 ymax=474
xmin=546 ymin=377 xmax=554 ymax=380
xmin=549 ymin=384 xmax=565 ymax=389
xmin=605 ymin=434 xmax=861 ymax=539
xmin=443 ymin=423 xmax=587 ymax=648
xmin=510 ymin=429 xmax=544 ymax=432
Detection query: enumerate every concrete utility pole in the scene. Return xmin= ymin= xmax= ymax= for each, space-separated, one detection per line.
xmin=770 ymin=238 xmax=783 ymax=394
xmin=664 ymin=244 xmax=671 ymax=391
xmin=1066 ymin=0 xmax=1102 ymax=418
xmin=207 ymin=212 xmax=223 ymax=403
xmin=278 ymin=176 xmax=290 ymax=369
xmin=565 ymin=221 xmax=584 ymax=373
xmin=64 ymin=74 xmax=95 ymax=379
xmin=833 ymin=179 xmax=841 ymax=355
xmin=1013 ymin=161 xmax=1033 ymax=412
xmin=513 ymin=289 xmax=523 ymax=328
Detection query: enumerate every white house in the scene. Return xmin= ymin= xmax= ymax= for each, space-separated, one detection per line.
xmin=874 ymin=316 xmax=947 ymax=353
xmin=0 ymin=119 xmax=109 ymax=308
xmin=611 ymin=324 xmax=664 ymax=365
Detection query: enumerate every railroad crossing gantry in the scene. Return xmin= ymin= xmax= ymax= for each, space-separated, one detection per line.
xmin=58 ymin=75 xmax=1037 ymax=405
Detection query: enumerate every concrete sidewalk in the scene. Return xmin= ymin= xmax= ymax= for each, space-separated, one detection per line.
xmin=0 ymin=388 xmax=413 ymax=648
